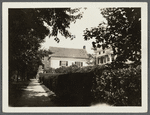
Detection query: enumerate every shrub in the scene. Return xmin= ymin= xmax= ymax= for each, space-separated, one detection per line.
xmin=44 ymin=67 xmax=55 ymax=73
xmin=39 ymin=73 xmax=65 ymax=93
xmin=39 ymin=64 xmax=141 ymax=106
xmin=92 ymin=65 xmax=141 ymax=106
xmin=55 ymin=64 xmax=81 ymax=73
xmin=55 ymin=66 xmax=68 ymax=73
xmin=39 ymin=71 xmax=94 ymax=105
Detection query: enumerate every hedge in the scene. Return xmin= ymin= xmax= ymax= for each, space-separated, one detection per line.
xmin=92 ymin=65 xmax=141 ymax=106
xmin=39 ymin=64 xmax=141 ymax=106
xmin=39 ymin=72 xmax=94 ymax=105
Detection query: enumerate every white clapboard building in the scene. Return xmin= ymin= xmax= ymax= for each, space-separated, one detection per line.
xmin=42 ymin=46 xmax=88 ymax=69
xmin=94 ymin=47 xmax=115 ymax=65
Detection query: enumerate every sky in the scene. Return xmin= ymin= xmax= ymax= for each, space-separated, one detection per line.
xmin=40 ymin=7 xmax=107 ymax=54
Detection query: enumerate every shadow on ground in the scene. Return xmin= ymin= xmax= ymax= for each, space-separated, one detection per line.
xmin=9 ymin=80 xmax=30 ymax=107
xmin=9 ymin=79 xmax=111 ymax=107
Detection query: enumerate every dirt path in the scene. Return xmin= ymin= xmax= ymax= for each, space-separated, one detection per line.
xmin=13 ymin=79 xmax=57 ymax=107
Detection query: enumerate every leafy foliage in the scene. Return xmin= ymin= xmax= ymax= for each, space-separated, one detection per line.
xmin=86 ymin=54 xmax=96 ymax=65
xmin=44 ymin=67 xmax=56 ymax=73
xmin=92 ymin=65 xmax=141 ymax=106
xmin=9 ymin=8 xmax=82 ymax=80
xmin=55 ymin=64 xmax=80 ymax=73
xmin=39 ymin=64 xmax=141 ymax=106
xmin=84 ymin=8 xmax=141 ymax=64
xmin=39 ymin=72 xmax=93 ymax=106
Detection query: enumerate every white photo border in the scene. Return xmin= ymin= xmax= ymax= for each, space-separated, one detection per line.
xmin=2 ymin=2 xmax=148 ymax=113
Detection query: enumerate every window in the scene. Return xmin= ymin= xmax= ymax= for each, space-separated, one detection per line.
xmin=111 ymin=54 xmax=115 ymax=61
xmin=103 ymin=57 xmax=106 ymax=63
xmin=103 ymin=50 xmax=105 ymax=53
xmin=98 ymin=58 xmax=100 ymax=64
xmin=60 ymin=61 xmax=68 ymax=66
xmin=100 ymin=57 xmax=103 ymax=64
xmin=81 ymin=62 xmax=83 ymax=67
xmin=107 ymin=56 xmax=110 ymax=62
xmin=99 ymin=52 xmax=101 ymax=54
xmin=98 ymin=57 xmax=103 ymax=64
xmin=106 ymin=55 xmax=110 ymax=62
xmin=75 ymin=62 xmax=83 ymax=67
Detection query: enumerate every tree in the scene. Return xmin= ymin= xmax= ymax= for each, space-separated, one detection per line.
xmin=86 ymin=54 xmax=96 ymax=66
xmin=9 ymin=8 xmax=82 ymax=81
xmin=84 ymin=8 xmax=141 ymax=65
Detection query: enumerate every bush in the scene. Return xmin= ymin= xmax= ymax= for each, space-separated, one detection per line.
xmin=39 ymin=72 xmax=94 ymax=105
xmin=44 ymin=67 xmax=55 ymax=73
xmin=39 ymin=64 xmax=141 ymax=106
xmin=39 ymin=73 xmax=62 ymax=90
xmin=55 ymin=64 xmax=81 ymax=73
xmin=92 ymin=65 xmax=141 ymax=106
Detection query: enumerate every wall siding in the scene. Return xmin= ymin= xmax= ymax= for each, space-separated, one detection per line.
xmin=50 ymin=57 xmax=88 ymax=68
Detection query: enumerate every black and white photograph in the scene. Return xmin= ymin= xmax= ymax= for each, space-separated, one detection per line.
xmin=2 ymin=2 xmax=148 ymax=113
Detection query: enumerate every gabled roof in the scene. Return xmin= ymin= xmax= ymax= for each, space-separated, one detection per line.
xmin=49 ymin=46 xmax=88 ymax=59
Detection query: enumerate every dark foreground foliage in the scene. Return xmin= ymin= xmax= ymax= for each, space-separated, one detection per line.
xmin=9 ymin=8 xmax=82 ymax=82
xmin=9 ymin=81 xmax=30 ymax=106
xmin=92 ymin=65 xmax=141 ymax=106
xmin=39 ymin=64 xmax=141 ymax=106
xmin=39 ymin=72 xmax=94 ymax=106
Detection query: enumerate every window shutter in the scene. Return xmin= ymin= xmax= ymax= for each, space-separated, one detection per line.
xmin=107 ymin=56 xmax=110 ymax=62
xmin=98 ymin=58 xmax=100 ymax=64
xmin=81 ymin=62 xmax=83 ymax=67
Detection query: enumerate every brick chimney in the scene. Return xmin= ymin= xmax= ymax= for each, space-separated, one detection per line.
xmin=83 ymin=46 xmax=86 ymax=49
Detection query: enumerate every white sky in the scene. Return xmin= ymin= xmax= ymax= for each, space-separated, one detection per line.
xmin=40 ymin=7 xmax=107 ymax=54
